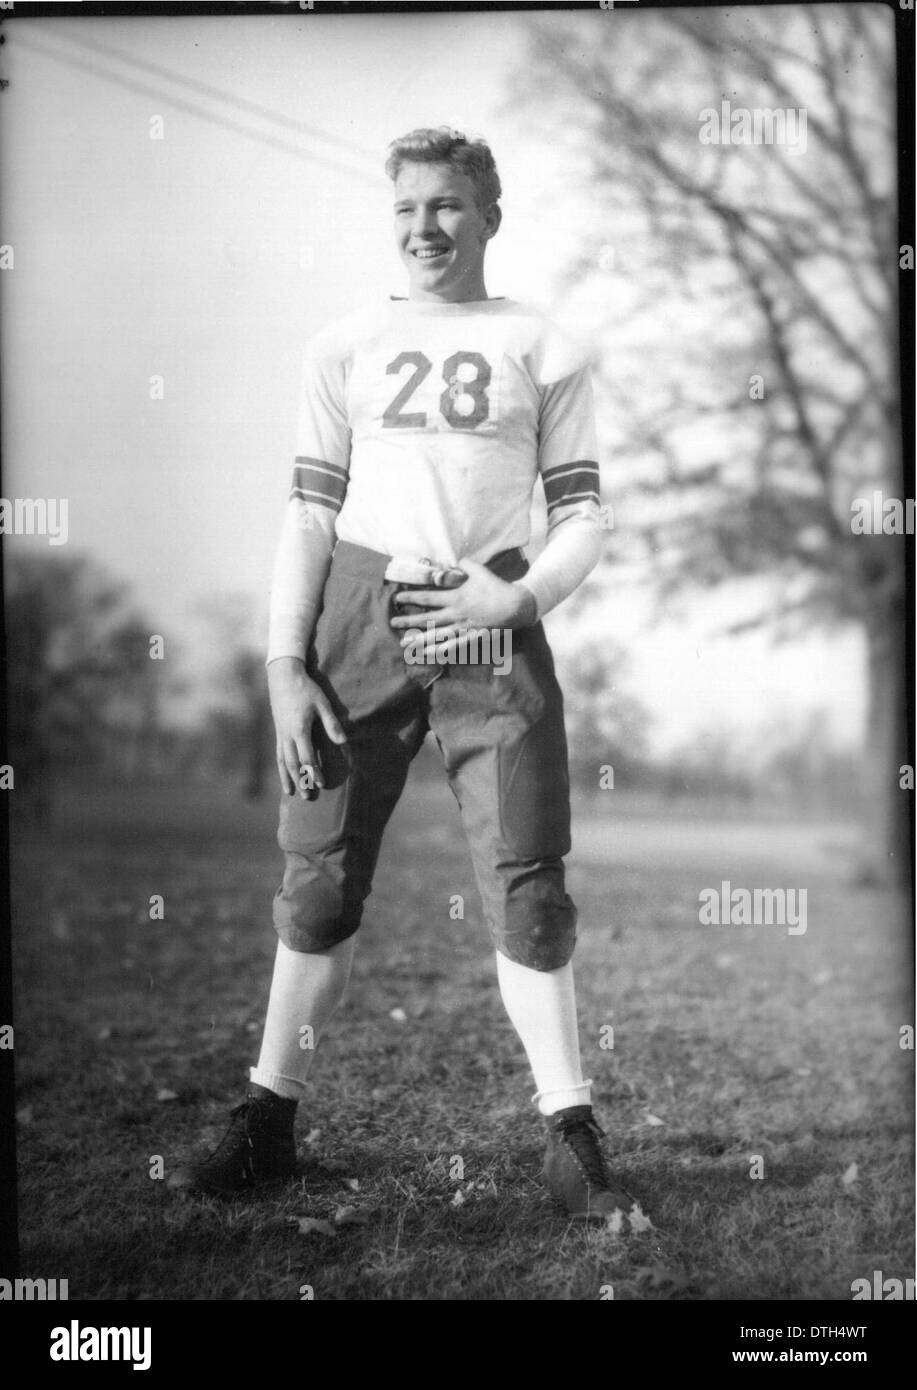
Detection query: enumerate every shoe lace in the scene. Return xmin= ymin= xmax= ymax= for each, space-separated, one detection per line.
xmin=208 ymin=1097 xmax=271 ymax=1162
xmin=556 ymin=1114 xmax=611 ymax=1189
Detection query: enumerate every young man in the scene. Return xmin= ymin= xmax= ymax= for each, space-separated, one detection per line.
xmin=170 ymin=128 xmax=646 ymax=1227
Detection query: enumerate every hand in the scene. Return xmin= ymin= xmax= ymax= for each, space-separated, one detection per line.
xmin=267 ymin=657 xmax=347 ymax=798
xmin=390 ymin=558 xmax=537 ymax=662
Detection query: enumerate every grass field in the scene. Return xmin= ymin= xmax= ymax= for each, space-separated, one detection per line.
xmin=10 ymin=748 xmax=914 ymax=1301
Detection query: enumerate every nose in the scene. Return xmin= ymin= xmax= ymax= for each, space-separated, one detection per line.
xmin=411 ymin=206 xmax=438 ymax=238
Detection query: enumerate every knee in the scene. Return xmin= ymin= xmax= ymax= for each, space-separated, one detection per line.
xmin=272 ymin=853 xmax=357 ymax=953
xmin=497 ymin=862 xmax=578 ymax=971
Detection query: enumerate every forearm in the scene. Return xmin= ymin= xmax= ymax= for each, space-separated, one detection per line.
xmin=266 ymin=502 xmax=336 ymax=666
xmin=517 ymin=514 xmax=603 ymax=620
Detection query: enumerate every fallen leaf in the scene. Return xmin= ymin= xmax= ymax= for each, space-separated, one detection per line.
xmin=290 ymin=1216 xmax=336 ymax=1238
xmin=644 ymin=1112 xmax=665 ymax=1127
xmin=333 ymin=1205 xmax=370 ymax=1227
xmin=842 ymin=1162 xmax=859 ymax=1187
xmin=628 ymin=1203 xmax=654 ymax=1233
xmin=155 ymin=1088 xmax=178 ymax=1102
xmin=305 ymin=1127 xmax=321 ymax=1145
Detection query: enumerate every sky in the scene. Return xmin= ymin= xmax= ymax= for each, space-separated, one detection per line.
xmin=0 ymin=7 xmax=870 ymax=752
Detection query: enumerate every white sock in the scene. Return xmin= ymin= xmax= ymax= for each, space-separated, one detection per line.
xmin=250 ymin=935 xmax=355 ymax=1101
xmin=495 ymin=951 xmax=593 ymax=1115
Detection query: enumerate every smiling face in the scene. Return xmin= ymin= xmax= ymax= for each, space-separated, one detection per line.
xmin=393 ymin=161 xmax=501 ymax=303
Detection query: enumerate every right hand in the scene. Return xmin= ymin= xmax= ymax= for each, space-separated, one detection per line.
xmin=268 ymin=657 xmax=348 ymax=798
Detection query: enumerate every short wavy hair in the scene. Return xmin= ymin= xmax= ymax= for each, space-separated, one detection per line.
xmin=385 ymin=127 xmax=502 ymax=211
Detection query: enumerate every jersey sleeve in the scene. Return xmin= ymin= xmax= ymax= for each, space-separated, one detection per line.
xmin=521 ymin=364 xmax=603 ymax=619
xmin=266 ymin=345 xmax=352 ymax=664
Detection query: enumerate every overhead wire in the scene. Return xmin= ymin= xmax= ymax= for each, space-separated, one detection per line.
xmin=46 ymin=22 xmax=378 ymax=168
xmin=12 ymin=28 xmax=386 ymax=188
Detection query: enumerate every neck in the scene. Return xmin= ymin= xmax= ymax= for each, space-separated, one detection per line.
xmin=409 ymin=270 xmax=489 ymax=304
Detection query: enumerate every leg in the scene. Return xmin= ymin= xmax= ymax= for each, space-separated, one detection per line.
xmin=272 ymin=715 xmax=425 ymax=952
xmin=170 ymin=714 xmax=423 ymax=1198
xmin=494 ymin=950 xmax=591 ymax=1114
xmin=428 ymin=621 xmax=578 ymax=975
xmin=170 ymin=546 xmax=429 ymax=1199
xmin=430 ymin=626 xmax=648 ymax=1226
xmin=250 ymin=935 xmax=356 ymax=1100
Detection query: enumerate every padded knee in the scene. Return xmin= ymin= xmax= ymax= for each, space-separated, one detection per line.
xmin=272 ymin=852 xmax=358 ymax=953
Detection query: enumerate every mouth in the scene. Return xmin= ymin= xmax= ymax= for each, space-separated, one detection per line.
xmin=410 ymin=245 xmax=451 ymax=264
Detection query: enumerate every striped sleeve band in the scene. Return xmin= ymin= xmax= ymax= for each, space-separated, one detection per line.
xmin=290 ymin=456 xmax=349 ymax=512
xmin=541 ymin=460 xmax=600 ymax=517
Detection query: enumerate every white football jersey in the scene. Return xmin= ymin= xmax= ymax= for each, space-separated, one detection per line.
xmin=268 ymin=296 xmax=602 ymax=663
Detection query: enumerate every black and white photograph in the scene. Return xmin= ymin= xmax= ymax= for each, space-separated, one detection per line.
xmin=0 ymin=0 xmax=913 ymax=1328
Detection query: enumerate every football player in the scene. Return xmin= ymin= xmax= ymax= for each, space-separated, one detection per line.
xmin=170 ymin=127 xmax=648 ymax=1229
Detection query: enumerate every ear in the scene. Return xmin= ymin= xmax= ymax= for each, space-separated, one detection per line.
xmin=481 ymin=203 xmax=502 ymax=241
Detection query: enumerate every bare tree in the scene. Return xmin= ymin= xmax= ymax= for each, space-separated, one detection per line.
xmin=518 ymin=5 xmax=907 ymax=879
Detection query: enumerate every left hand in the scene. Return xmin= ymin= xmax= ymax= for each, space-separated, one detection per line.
xmin=390 ymin=557 xmax=536 ymax=660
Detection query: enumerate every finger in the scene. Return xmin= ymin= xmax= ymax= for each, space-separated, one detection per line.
xmin=415 ymin=626 xmax=476 ymax=662
xmin=276 ymin=747 xmax=295 ymax=797
xmin=401 ymin=624 xmax=459 ymax=650
xmin=392 ymin=589 xmax=452 ymax=610
xmin=281 ymin=739 xmax=308 ymax=797
xmin=314 ymin=695 xmax=347 ymax=745
xmin=392 ymin=604 xmax=459 ymax=631
xmin=292 ymin=735 xmax=322 ymax=795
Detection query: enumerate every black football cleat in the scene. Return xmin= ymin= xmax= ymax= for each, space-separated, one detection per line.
xmin=543 ymin=1105 xmax=652 ymax=1231
xmin=168 ymin=1090 xmax=298 ymax=1198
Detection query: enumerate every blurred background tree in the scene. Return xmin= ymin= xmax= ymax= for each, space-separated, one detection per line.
xmin=4 ymin=554 xmax=167 ymax=821
xmin=2 ymin=558 xmax=274 ymax=816
xmin=517 ymin=5 xmax=907 ymax=879
xmin=185 ymin=593 xmax=272 ymax=795
xmin=562 ymin=640 xmax=652 ymax=790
